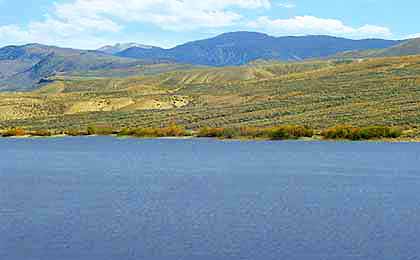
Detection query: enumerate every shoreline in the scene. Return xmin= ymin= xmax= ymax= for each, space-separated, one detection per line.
xmin=0 ymin=125 xmax=415 ymax=142
xmin=2 ymin=134 xmax=420 ymax=143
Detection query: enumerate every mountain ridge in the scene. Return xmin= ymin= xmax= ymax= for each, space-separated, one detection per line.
xmin=335 ymin=38 xmax=420 ymax=59
xmin=116 ymin=31 xmax=402 ymax=66
xmin=0 ymin=32 xmax=415 ymax=91
xmin=0 ymin=43 xmax=160 ymax=91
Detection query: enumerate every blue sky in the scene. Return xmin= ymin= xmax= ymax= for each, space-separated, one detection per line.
xmin=0 ymin=0 xmax=418 ymax=49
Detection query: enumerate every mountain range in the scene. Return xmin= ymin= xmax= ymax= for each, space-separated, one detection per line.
xmin=115 ymin=32 xmax=401 ymax=66
xmin=0 ymin=43 xmax=165 ymax=91
xmin=2 ymin=31 xmax=420 ymax=91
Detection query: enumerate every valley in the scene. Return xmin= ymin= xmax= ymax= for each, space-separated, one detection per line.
xmin=1 ymin=32 xmax=420 ymax=137
xmin=0 ymin=55 xmax=419 ymax=138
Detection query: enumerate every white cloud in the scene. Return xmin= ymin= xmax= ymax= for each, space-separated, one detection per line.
xmin=0 ymin=0 xmax=399 ymax=49
xmin=277 ymin=3 xmax=295 ymax=8
xmin=53 ymin=0 xmax=271 ymax=30
xmin=248 ymin=16 xmax=393 ymax=39
xmin=407 ymin=33 xmax=420 ymax=39
xmin=0 ymin=0 xmax=270 ymax=48
xmin=0 ymin=25 xmax=27 ymax=42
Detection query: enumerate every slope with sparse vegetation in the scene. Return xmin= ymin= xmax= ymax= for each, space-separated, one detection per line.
xmin=0 ymin=55 xmax=420 ymax=141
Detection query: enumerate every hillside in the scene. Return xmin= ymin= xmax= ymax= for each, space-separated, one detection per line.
xmin=0 ymin=33 xmax=404 ymax=91
xmin=1 ymin=56 xmax=420 ymax=133
xmin=117 ymin=32 xmax=401 ymax=66
xmin=336 ymin=38 xmax=420 ymax=59
xmin=0 ymin=44 xmax=163 ymax=91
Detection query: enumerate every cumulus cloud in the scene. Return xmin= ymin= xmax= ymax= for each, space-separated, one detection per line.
xmin=248 ymin=16 xmax=393 ymax=39
xmin=0 ymin=0 xmax=271 ymax=48
xmin=0 ymin=0 xmax=398 ymax=48
xmin=53 ymin=0 xmax=271 ymax=30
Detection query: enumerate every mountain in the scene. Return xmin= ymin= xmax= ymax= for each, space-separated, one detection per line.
xmin=336 ymin=38 xmax=420 ymax=59
xmin=0 ymin=43 xmax=158 ymax=91
xmin=377 ymin=38 xmax=420 ymax=56
xmin=0 ymin=32 xmax=406 ymax=91
xmin=98 ymin=43 xmax=158 ymax=55
xmin=116 ymin=31 xmax=402 ymax=66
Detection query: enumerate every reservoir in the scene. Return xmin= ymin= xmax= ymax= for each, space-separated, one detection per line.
xmin=1 ymin=137 xmax=420 ymax=260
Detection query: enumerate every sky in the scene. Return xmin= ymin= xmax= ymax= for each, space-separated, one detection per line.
xmin=0 ymin=0 xmax=418 ymax=49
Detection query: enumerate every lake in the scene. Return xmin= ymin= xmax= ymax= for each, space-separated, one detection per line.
xmin=1 ymin=137 xmax=420 ymax=260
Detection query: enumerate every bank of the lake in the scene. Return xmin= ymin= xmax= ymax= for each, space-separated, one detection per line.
xmin=1 ymin=125 xmax=415 ymax=142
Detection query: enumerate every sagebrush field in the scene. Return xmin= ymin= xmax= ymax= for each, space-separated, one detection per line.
xmin=1 ymin=56 xmax=420 ymax=138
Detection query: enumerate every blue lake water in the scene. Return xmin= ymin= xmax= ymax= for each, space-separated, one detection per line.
xmin=1 ymin=137 xmax=420 ymax=260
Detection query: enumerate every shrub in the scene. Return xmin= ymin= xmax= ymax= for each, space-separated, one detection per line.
xmin=269 ymin=125 xmax=314 ymax=140
xmin=321 ymin=126 xmax=402 ymax=140
xmin=1 ymin=128 xmax=26 ymax=137
xmin=321 ymin=125 xmax=357 ymax=140
xmin=87 ymin=125 xmax=116 ymax=135
xmin=359 ymin=126 xmax=402 ymax=139
xmin=197 ymin=125 xmax=314 ymax=140
xmin=117 ymin=128 xmax=135 ymax=136
xmin=219 ymin=128 xmax=240 ymax=139
xmin=269 ymin=128 xmax=291 ymax=140
xmin=118 ymin=124 xmax=189 ymax=138
xmin=197 ymin=127 xmax=239 ymax=139
xmin=197 ymin=127 xmax=226 ymax=138
xmin=30 ymin=130 xmax=52 ymax=137
xmin=158 ymin=124 xmax=188 ymax=137
xmin=238 ymin=127 xmax=268 ymax=138
xmin=65 ymin=129 xmax=89 ymax=136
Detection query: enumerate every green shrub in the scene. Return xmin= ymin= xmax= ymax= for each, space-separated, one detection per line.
xmin=118 ymin=124 xmax=189 ymax=138
xmin=117 ymin=128 xmax=135 ymax=136
xmin=321 ymin=126 xmax=402 ymax=140
xmin=219 ymin=128 xmax=240 ymax=139
xmin=269 ymin=125 xmax=314 ymax=140
xmin=87 ymin=125 xmax=116 ymax=135
xmin=197 ymin=127 xmax=240 ymax=139
xmin=197 ymin=125 xmax=313 ymax=140
xmin=197 ymin=127 xmax=226 ymax=138
xmin=321 ymin=125 xmax=356 ymax=140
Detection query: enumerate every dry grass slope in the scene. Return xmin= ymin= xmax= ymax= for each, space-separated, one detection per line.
xmin=0 ymin=57 xmax=420 ymax=136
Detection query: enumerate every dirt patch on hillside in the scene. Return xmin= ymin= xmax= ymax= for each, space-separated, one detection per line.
xmin=65 ymin=98 xmax=135 ymax=114
xmin=123 ymin=96 xmax=190 ymax=111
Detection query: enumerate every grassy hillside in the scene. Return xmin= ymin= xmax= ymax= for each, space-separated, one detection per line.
xmin=1 ymin=56 xmax=420 ymax=134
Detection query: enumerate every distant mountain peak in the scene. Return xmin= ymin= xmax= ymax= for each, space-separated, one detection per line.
xmin=98 ymin=43 xmax=157 ymax=54
xmin=217 ymin=31 xmax=271 ymax=37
